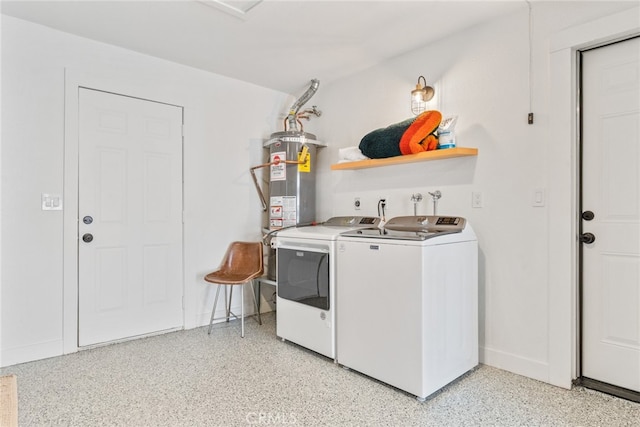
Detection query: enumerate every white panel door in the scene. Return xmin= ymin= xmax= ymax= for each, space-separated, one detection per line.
xmin=78 ymin=88 xmax=183 ymax=347
xmin=582 ymin=37 xmax=640 ymax=392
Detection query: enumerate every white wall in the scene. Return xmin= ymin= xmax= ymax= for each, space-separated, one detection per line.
xmin=312 ymin=1 xmax=639 ymax=388
xmin=0 ymin=15 xmax=291 ymax=366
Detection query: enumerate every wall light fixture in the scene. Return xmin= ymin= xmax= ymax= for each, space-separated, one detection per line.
xmin=411 ymin=75 xmax=434 ymax=115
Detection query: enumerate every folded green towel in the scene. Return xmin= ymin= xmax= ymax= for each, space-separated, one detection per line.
xmin=358 ymin=118 xmax=414 ymax=159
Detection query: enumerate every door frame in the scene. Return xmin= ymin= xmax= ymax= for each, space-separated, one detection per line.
xmin=63 ymin=69 xmax=186 ymax=354
xmin=548 ymin=7 xmax=639 ymax=389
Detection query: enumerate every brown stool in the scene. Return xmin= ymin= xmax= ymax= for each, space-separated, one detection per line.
xmin=204 ymin=241 xmax=264 ymax=337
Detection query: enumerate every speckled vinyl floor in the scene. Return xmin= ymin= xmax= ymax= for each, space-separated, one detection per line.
xmin=1 ymin=313 xmax=639 ymax=427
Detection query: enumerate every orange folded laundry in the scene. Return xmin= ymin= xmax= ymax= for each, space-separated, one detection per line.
xmin=399 ymin=110 xmax=442 ymax=155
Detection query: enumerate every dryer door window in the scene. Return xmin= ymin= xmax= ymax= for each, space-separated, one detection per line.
xmin=277 ymin=248 xmax=329 ymax=310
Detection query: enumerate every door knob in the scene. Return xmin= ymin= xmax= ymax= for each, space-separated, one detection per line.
xmin=82 ymin=233 xmax=94 ymax=243
xmin=580 ymin=232 xmax=595 ymax=244
xmin=581 ymin=211 xmax=595 ymax=221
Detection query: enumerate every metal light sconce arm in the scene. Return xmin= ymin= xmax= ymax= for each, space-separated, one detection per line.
xmin=411 ymin=75 xmax=435 ymax=115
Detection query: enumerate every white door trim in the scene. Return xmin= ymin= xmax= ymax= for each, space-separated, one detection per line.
xmin=548 ymin=6 xmax=640 ymax=388
xmin=63 ymin=69 xmax=186 ymax=355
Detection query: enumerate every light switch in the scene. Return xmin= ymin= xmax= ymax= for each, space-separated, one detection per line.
xmin=532 ymin=189 xmax=545 ymax=207
xmin=42 ymin=193 xmax=63 ymax=211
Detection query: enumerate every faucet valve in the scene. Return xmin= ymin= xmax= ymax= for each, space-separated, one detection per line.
xmin=428 ymin=191 xmax=442 ymax=215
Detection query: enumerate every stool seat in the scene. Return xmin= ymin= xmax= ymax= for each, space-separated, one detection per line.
xmin=204 ymin=241 xmax=264 ymax=337
xmin=205 ymin=271 xmax=259 ymax=284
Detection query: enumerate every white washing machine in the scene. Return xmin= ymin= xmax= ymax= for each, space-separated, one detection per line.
xmin=275 ymin=216 xmax=380 ymax=360
xmin=336 ymin=215 xmax=478 ymax=401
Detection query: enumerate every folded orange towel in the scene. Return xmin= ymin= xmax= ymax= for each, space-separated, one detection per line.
xmin=399 ymin=110 xmax=442 ymax=155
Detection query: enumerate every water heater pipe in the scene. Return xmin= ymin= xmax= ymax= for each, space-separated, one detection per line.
xmin=286 ymin=79 xmax=320 ymax=131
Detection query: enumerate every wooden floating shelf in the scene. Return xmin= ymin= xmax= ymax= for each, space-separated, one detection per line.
xmin=330 ymin=147 xmax=478 ymax=170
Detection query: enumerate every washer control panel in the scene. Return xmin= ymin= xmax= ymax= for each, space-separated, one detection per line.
xmin=384 ymin=216 xmax=466 ymax=232
xmin=323 ymin=216 xmax=380 ymax=227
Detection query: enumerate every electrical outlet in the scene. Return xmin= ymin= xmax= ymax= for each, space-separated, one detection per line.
xmin=354 ymin=197 xmax=361 ymax=210
xmin=472 ymin=191 xmax=483 ymax=208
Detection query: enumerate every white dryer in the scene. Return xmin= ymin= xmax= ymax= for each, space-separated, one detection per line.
xmin=336 ymin=215 xmax=478 ymax=401
xmin=275 ymin=216 xmax=380 ymax=360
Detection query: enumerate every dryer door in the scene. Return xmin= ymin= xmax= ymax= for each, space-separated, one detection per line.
xmin=277 ymin=247 xmax=329 ymax=310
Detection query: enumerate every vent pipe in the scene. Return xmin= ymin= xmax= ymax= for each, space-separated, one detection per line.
xmin=286 ymin=79 xmax=320 ymax=131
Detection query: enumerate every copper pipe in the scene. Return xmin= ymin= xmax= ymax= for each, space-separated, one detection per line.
xmin=250 ymin=158 xmax=306 ymax=212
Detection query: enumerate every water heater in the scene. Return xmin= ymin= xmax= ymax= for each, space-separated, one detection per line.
xmin=264 ymin=131 xmax=325 ymax=230
xmin=252 ymin=78 xmax=324 ymax=231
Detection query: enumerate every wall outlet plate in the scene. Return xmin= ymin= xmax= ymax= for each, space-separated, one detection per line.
xmin=472 ymin=191 xmax=483 ymax=208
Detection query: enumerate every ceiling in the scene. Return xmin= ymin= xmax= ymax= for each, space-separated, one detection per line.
xmin=1 ymin=0 xmax=525 ymax=94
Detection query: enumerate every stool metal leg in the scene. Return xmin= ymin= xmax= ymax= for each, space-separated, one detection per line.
xmin=226 ymin=286 xmax=233 ymax=322
xmin=249 ymin=279 xmax=262 ymax=325
xmin=208 ymin=281 xmax=260 ymax=337
xmin=208 ymin=284 xmax=223 ymax=335
xmin=241 ymin=282 xmax=245 ymax=338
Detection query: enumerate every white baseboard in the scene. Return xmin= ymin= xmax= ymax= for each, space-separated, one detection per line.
xmin=1 ymin=340 xmax=63 ymax=368
xmin=481 ymin=345 xmax=554 ymax=386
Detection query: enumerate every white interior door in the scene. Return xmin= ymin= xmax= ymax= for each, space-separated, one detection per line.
xmin=78 ymin=88 xmax=184 ymax=347
xmin=581 ymin=37 xmax=640 ymax=393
